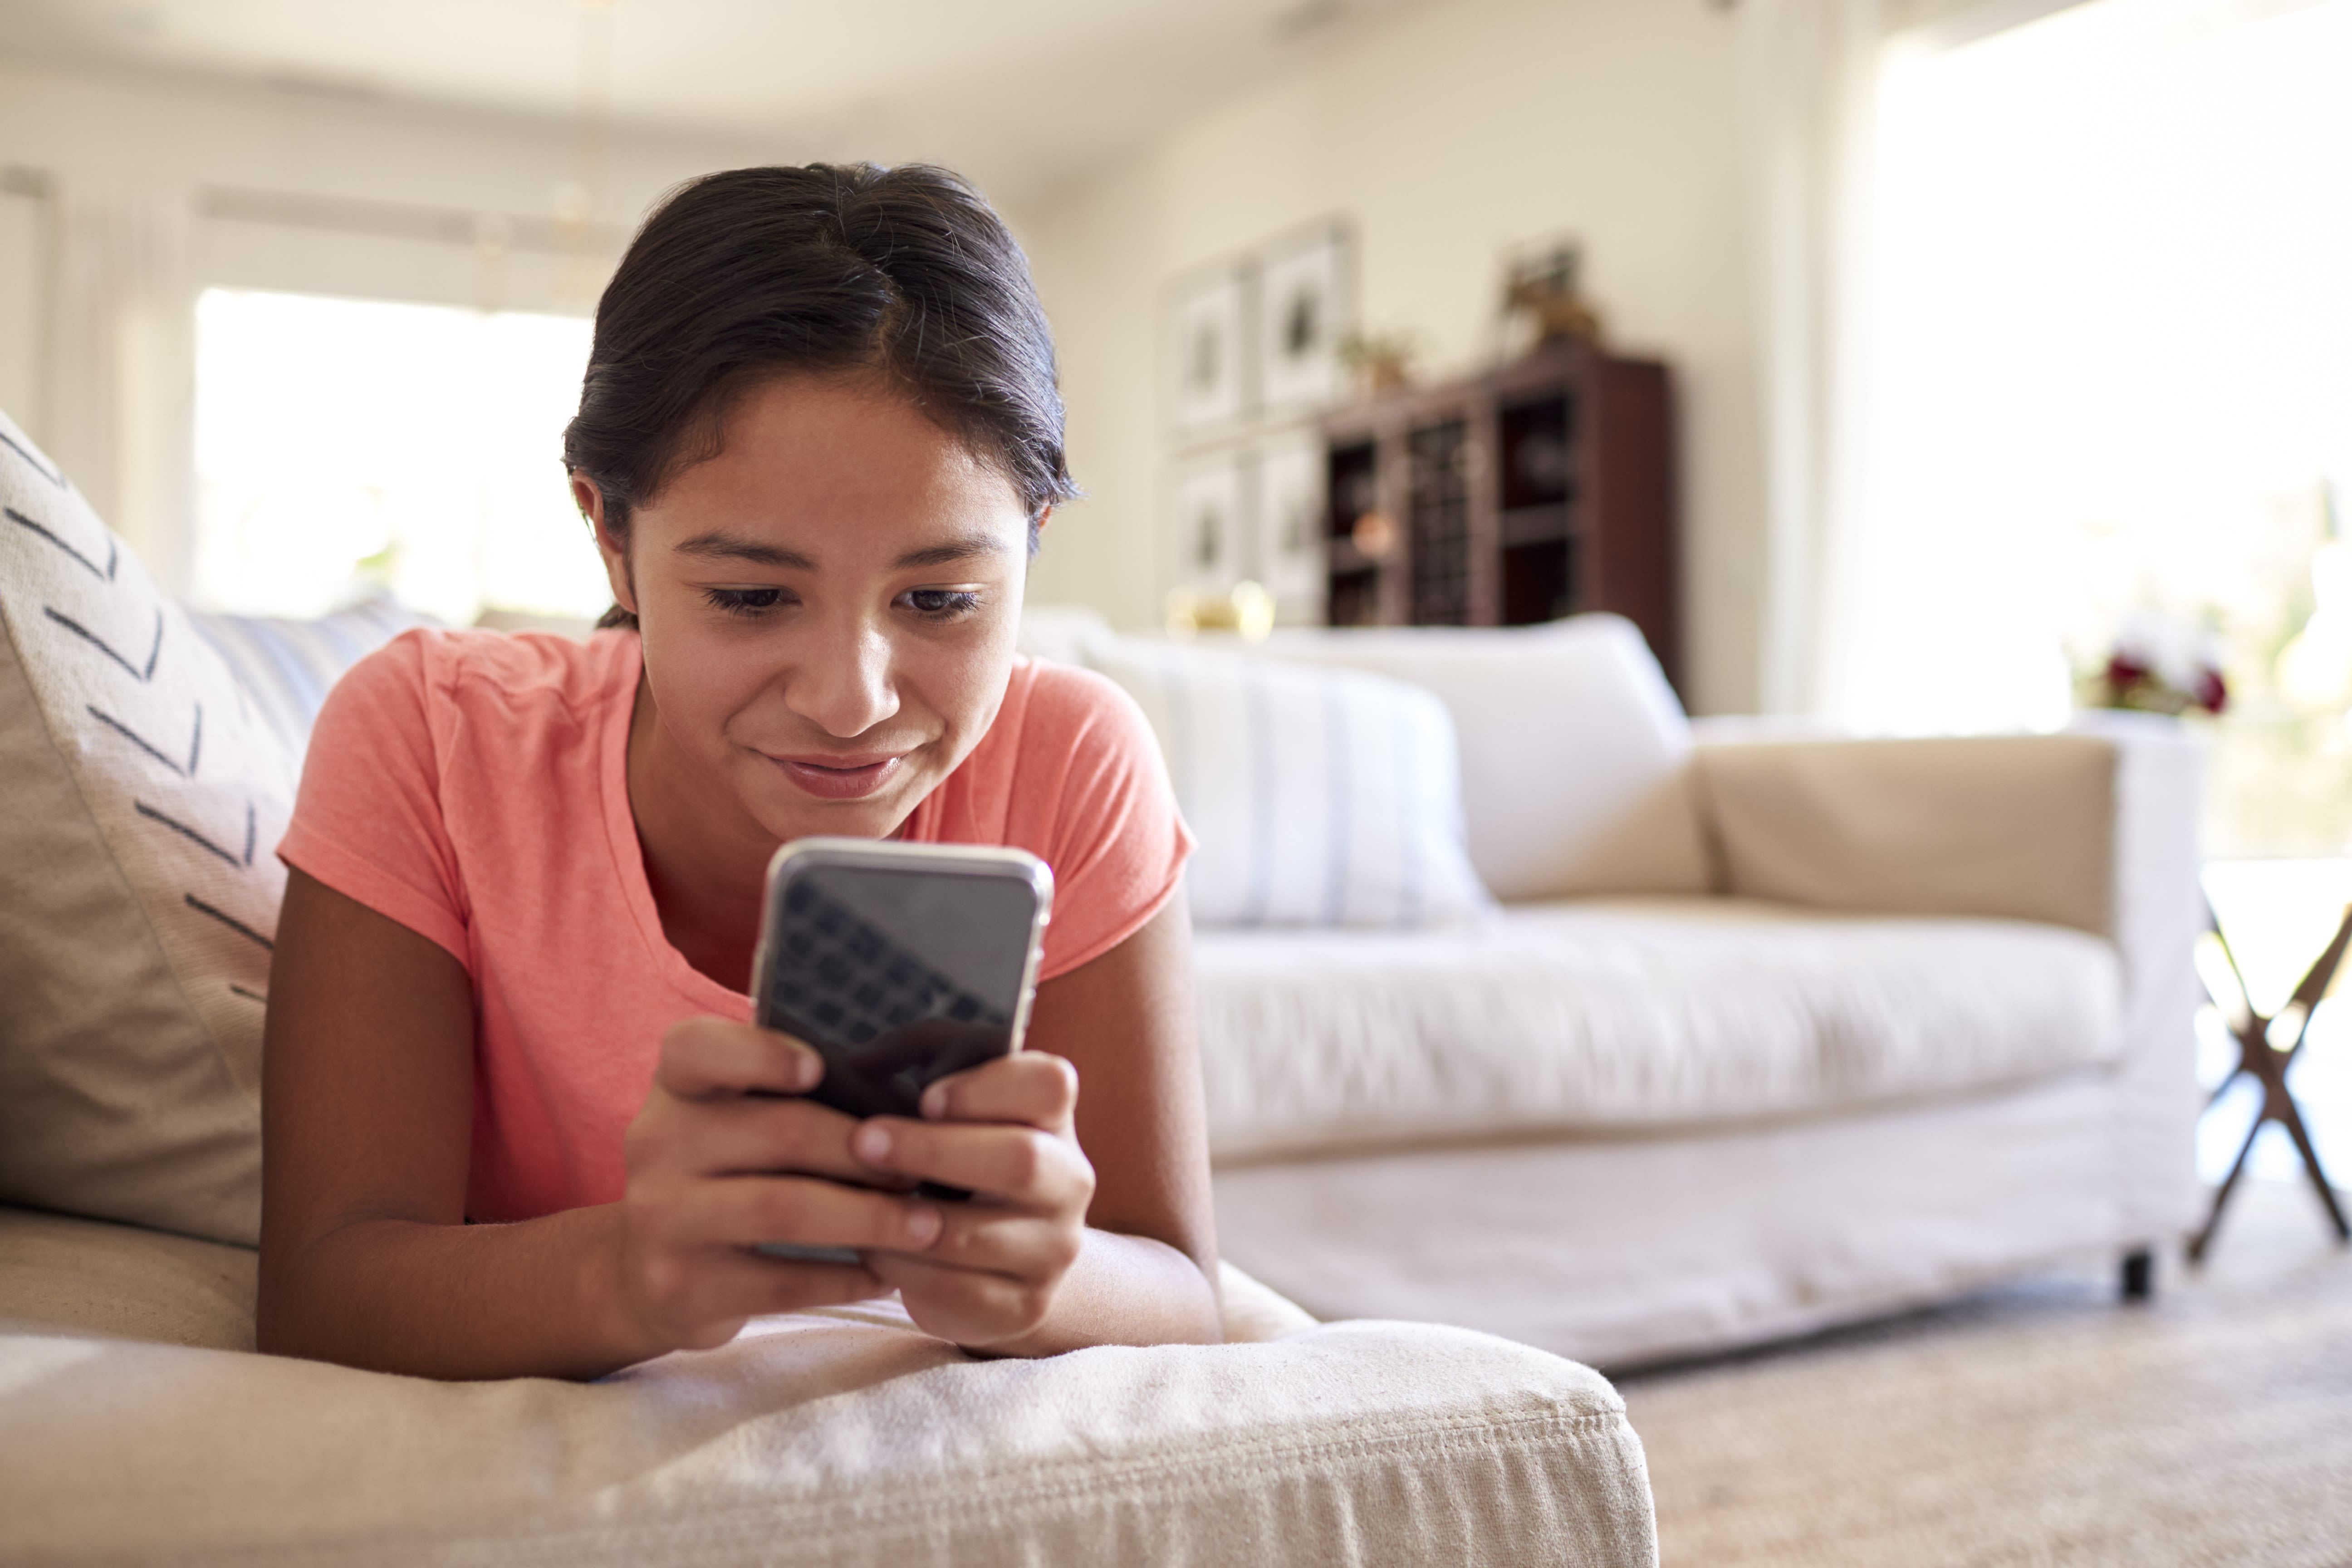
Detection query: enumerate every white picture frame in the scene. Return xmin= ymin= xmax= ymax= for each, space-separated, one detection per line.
xmin=1172 ymin=451 xmax=1248 ymax=591
xmin=1170 ymin=266 xmax=1248 ymax=432
xmin=1256 ymin=225 xmax=1350 ymax=413
xmin=1254 ymin=436 xmax=1325 ymax=614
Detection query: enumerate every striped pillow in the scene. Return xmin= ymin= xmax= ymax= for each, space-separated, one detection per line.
xmin=1083 ymin=636 xmax=1494 ymax=930
xmin=187 ymin=594 xmax=433 ymax=755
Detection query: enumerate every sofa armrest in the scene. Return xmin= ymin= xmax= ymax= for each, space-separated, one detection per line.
xmin=1696 ymin=720 xmax=2207 ymax=1241
xmin=1696 ymin=732 xmax=2124 ymax=934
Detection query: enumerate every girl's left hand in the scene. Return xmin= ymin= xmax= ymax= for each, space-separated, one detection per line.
xmin=847 ymin=1051 xmax=1096 ymax=1352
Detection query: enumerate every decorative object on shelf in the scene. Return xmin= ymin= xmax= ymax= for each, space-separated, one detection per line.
xmin=1316 ymin=338 xmax=1678 ymax=690
xmin=1337 ymin=328 xmax=1417 ymax=397
xmin=2081 ymin=608 xmax=2228 ymax=716
xmin=1165 ymin=580 xmax=1276 ymax=641
xmin=1501 ymin=240 xmax=1604 ymax=352
xmin=1350 ymin=509 xmax=1398 ymax=561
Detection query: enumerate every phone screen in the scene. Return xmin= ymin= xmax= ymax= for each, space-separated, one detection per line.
xmin=758 ymin=862 xmax=1041 ymax=1122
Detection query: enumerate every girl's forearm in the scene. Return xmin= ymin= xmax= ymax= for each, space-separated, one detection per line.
xmin=257 ymin=1204 xmax=662 ymax=1381
xmin=977 ymin=1229 xmax=1223 ymax=1358
xmin=259 ymin=1212 xmax=1222 ymax=1379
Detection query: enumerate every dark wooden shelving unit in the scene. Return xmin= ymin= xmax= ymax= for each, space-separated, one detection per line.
xmin=1318 ymin=338 xmax=1678 ymax=689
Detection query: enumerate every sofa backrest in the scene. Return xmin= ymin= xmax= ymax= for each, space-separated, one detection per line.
xmin=1254 ymin=615 xmax=1710 ymax=901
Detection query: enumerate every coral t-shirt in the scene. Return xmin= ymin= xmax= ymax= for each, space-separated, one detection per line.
xmin=278 ymin=628 xmax=1190 ymax=1223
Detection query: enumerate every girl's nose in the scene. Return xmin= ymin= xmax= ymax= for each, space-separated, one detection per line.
xmin=785 ymin=613 xmax=900 ymax=739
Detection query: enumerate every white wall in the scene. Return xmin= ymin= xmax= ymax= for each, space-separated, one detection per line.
xmin=1020 ymin=0 xmax=1764 ymax=713
xmin=2 ymin=7 xmax=1770 ymax=712
xmin=0 ymin=60 xmax=776 ymax=596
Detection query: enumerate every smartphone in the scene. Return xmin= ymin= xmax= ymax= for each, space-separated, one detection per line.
xmin=749 ymin=837 xmax=1053 ymax=1266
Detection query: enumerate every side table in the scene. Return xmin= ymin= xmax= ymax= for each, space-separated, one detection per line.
xmin=2190 ymin=896 xmax=2352 ymax=1261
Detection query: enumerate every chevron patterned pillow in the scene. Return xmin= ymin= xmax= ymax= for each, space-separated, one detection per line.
xmin=0 ymin=412 xmax=420 ymax=1247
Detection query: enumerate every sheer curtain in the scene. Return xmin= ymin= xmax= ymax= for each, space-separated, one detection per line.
xmin=1753 ymin=0 xmax=2352 ymax=752
xmin=1736 ymin=0 xmax=1893 ymax=718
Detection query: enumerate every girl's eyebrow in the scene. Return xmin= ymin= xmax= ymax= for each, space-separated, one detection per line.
xmin=672 ymin=530 xmax=1005 ymax=572
xmin=674 ymin=531 xmax=814 ymax=570
xmin=895 ymin=534 xmax=1006 ymax=569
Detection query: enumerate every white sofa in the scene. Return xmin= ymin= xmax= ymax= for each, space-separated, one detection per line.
xmin=1041 ymin=613 xmax=2206 ymax=1369
xmin=0 ymin=416 xmax=1659 ymax=1566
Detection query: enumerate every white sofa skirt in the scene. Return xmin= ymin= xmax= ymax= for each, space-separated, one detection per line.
xmin=1214 ymin=1071 xmax=2137 ymax=1369
xmin=0 ymin=1206 xmax=1656 ymax=1568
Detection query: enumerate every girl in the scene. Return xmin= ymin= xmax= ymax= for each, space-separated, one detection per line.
xmin=256 ymin=164 xmax=1221 ymax=1379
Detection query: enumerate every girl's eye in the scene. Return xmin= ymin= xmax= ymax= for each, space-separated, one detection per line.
xmin=904 ymin=588 xmax=982 ymax=618
xmin=705 ymin=587 xmax=788 ymax=617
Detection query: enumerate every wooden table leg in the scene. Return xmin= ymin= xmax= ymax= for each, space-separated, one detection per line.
xmin=2189 ymin=899 xmax=2352 ymax=1263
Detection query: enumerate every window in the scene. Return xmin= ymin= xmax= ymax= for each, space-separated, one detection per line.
xmin=1858 ymin=0 xmax=2352 ymax=854
xmin=192 ymin=288 xmax=606 ymax=626
xmin=1860 ymin=0 xmax=2352 ymax=1186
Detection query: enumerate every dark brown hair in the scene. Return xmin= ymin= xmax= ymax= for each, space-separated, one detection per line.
xmin=563 ymin=163 xmax=1077 ymax=629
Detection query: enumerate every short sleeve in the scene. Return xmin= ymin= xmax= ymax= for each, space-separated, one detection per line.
xmin=1004 ymin=664 xmax=1195 ymax=982
xmin=276 ymin=629 xmax=472 ymax=965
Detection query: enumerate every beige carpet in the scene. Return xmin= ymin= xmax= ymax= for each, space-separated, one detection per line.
xmin=1618 ymin=1179 xmax=2352 ymax=1568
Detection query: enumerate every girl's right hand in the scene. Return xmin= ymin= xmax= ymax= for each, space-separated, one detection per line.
xmin=611 ymin=1016 xmax=947 ymax=1354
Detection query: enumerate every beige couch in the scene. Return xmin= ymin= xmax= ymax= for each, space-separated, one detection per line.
xmin=0 ymin=414 xmax=1658 ymax=1566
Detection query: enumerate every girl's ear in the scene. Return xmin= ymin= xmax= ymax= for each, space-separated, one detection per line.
xmin=574 ymin=477 xmax=639 ymax=616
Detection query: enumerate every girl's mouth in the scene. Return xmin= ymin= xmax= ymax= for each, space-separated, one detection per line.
xmin=769 ymin=753 xmax=903 ymax=801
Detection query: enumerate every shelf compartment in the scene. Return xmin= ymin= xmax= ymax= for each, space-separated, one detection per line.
xmin=1501 ymin=538 xmax=1577 ymax=627
xmin=1498 ymin=393 xmax=1576 ymax=510
xmin=1499 ymin=503 xmax=1573 ymax=549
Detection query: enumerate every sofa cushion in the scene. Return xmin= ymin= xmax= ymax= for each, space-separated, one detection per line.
xmin=1257 ymin=614 xmax=1711 ymax=901
xmin=1191 ymin=897 xmax=2125 ymax=1160
xmin=0 ymin=413 xmax=420 ymax=1246
xmin=1083 ymin=634 xmax=1494 ymax=929
xmin=0 ymin=1217 xmax=1652 ymax=1568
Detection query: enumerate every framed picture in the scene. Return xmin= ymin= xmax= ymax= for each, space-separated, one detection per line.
xmin=1172 ymin=451 xmax=1248 ymax=591
xmin=1170 ymin=265 xmax=1248 ymax=432
xmin=1254 ymin=436 xmax=1325 ymax=613
xmin=1256 ymin=224 xmax=1350 ymax=413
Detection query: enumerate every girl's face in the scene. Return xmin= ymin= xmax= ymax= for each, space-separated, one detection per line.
xmin=583 ymin=373 xmax=1032 ymax=848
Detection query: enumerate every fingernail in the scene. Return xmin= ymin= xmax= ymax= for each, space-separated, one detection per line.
xmin=906 ymin=1205 xmax=941 ymax=1246
xmin=854 ymin=1122 xmax=892 ymax=1163
xmin=791 ymin=1051 xmax=822 ymax=1091
xmin=920 ymin=1083 xmax=947 ymax=1119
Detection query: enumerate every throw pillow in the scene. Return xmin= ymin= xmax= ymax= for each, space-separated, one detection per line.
xmin=1256 ymin=615 xmax=1713 ymax=900
xmin=0 ymin=411 xmax=422 ymax=1246
xmin=1083 ymin=635 xmax=1494 ymax=930
xmin=187 ymin=595 xmax=432 ymax=755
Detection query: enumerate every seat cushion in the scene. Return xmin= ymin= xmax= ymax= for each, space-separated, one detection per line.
xmin=1192 ymin=897 xmax=2125 ymax=1160
xmin=0 ymin=1211 xmax=1654 ymax=1568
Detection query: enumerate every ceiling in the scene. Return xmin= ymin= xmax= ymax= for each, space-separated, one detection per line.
xmin=0 ymin=0 xmax=1423 ymax=205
